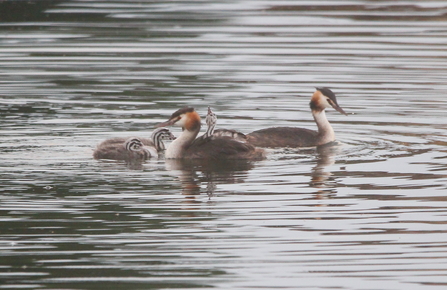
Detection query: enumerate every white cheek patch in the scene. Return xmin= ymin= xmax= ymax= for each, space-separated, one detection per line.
xmin=323 ymin=98 xmax=333 ymax=108
xmin=176 ymin=115 xmax=186 ymax=127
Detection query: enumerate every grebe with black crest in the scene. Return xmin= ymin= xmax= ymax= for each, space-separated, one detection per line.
xmin=157 ymin=107 xmax=265 ymax=160
xmin=245 ymin=87 xmax=347 ymax=148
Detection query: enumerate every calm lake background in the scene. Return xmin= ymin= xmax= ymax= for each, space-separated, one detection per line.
xmin=1 ymin=1 xmax=447 ymax=289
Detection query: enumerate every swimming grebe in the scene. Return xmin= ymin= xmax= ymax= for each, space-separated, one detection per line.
xmin=157 ymin=107 xmax=266 ymax=160
xmin=93 ymin=127 xmax=175 ymax=160
xmin=125 ymin=137 xmax=145 ymax=152
xmin=123 ymin=137 xmax=152 ymax=160
xmin=245 ymin=88 xmax=347 ymax=148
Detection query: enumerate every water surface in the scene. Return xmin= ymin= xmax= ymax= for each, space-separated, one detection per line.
xmin=1 ymin=1 xmax=447 ymax=289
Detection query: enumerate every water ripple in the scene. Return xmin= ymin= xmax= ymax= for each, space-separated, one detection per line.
xmin=1 ymin=1 xmax=447 ymax=289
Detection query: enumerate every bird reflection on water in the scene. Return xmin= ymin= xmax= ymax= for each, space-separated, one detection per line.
xmin=310 ymin=142 xmax=342 ymax=200
xmin=162 ymin=141 xmax=343 ymax=199
xmin=164 ymin=158 xmax=256 ymax=199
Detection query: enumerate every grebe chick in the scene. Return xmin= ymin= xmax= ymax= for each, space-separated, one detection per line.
xmin=124 ymin=137 xmax=152 ymax=160
xmin=246 ymin=88 xmax=347 ymax=148
xmin=190 ymin=106 xmax=217 ymax=146
xmin=190 ymin=106 xmax=247 ymax=146
xmin=157 ymin=107 xmax=266 ymax=160
xmin=204 ymin=106 xmax=217 ymax=138
xmin=213 ymin=128 xmax=248 ymax=142
xmin=150 ymin=127 xmax=176 ymax=152
xmin=125 ymin=138 xmax=145 ymax=151
xmin=203 ymin=107 xmax=248 ymax=142
xmin=93 ymin=127 xmax=175 ymax=160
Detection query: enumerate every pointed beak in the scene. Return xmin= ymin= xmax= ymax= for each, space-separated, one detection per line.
xmin=333 ymin=104 xmax=348 ymax=116
xmin=328 ymin=100 xmax=348 ymax=116
xmin=156 ymin=118 xmax=177 ymax=127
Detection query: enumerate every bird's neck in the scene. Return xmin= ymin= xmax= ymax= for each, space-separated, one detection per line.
xmin=151 ymin=131 xmax=164 ymax=151
xmin=165 ymin=126 xmax=200 ymax=158
xmin=312 ymin=109 xmax=335 ymax=145
xmin=204 ymin=122 xmax=216 ymax=138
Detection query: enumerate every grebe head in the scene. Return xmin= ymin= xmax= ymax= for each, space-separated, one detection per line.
xmin=205 ymin=106 xmax=217 ymax=138
xmin=150 ymin=127 xmax=176 ymax=151
xmin=206 ymin=106 xmax=217 ymax=128
xmin=150 ymin=127 xmax=176 ymax=141
xmin=125 ymin=138 xmax=145 ymax=152
xmin=157 ymin=107 xmax=201 ymax=132
xmin=310 ymin=87 xmax=347 ymax=115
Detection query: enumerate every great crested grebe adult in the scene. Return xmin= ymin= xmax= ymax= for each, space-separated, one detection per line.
xmin=93 ymin=127 xmax=175 ymax=160
xmin=245 ymin=87 xmax=347 ymax=148
xmin=157 ymin=107 xmax=266 ymax=160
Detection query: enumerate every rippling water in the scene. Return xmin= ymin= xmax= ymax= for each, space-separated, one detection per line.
xmin=1 ymin=1 xmax=447 ymax=289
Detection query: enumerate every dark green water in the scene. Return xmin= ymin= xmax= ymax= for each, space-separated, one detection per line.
xmin=1 ymin=1 xmax=447 ymax=289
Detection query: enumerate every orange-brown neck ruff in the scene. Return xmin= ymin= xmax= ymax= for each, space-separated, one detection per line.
xmin=309 ymin=90 xmax=325 ymax=112
xmin=164 ymin=109 xmax=201 ymax=159
xmin=184 ymin=111 xmax=201 ymax=132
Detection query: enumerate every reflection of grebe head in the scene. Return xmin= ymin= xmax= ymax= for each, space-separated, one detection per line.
xmin=157 ymin=107 xmax=201 ymax=132
xmin=125 ymin=138 xmax=144 ymax=152
xmin=310 ymin=87 xmax=347 ymax=115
